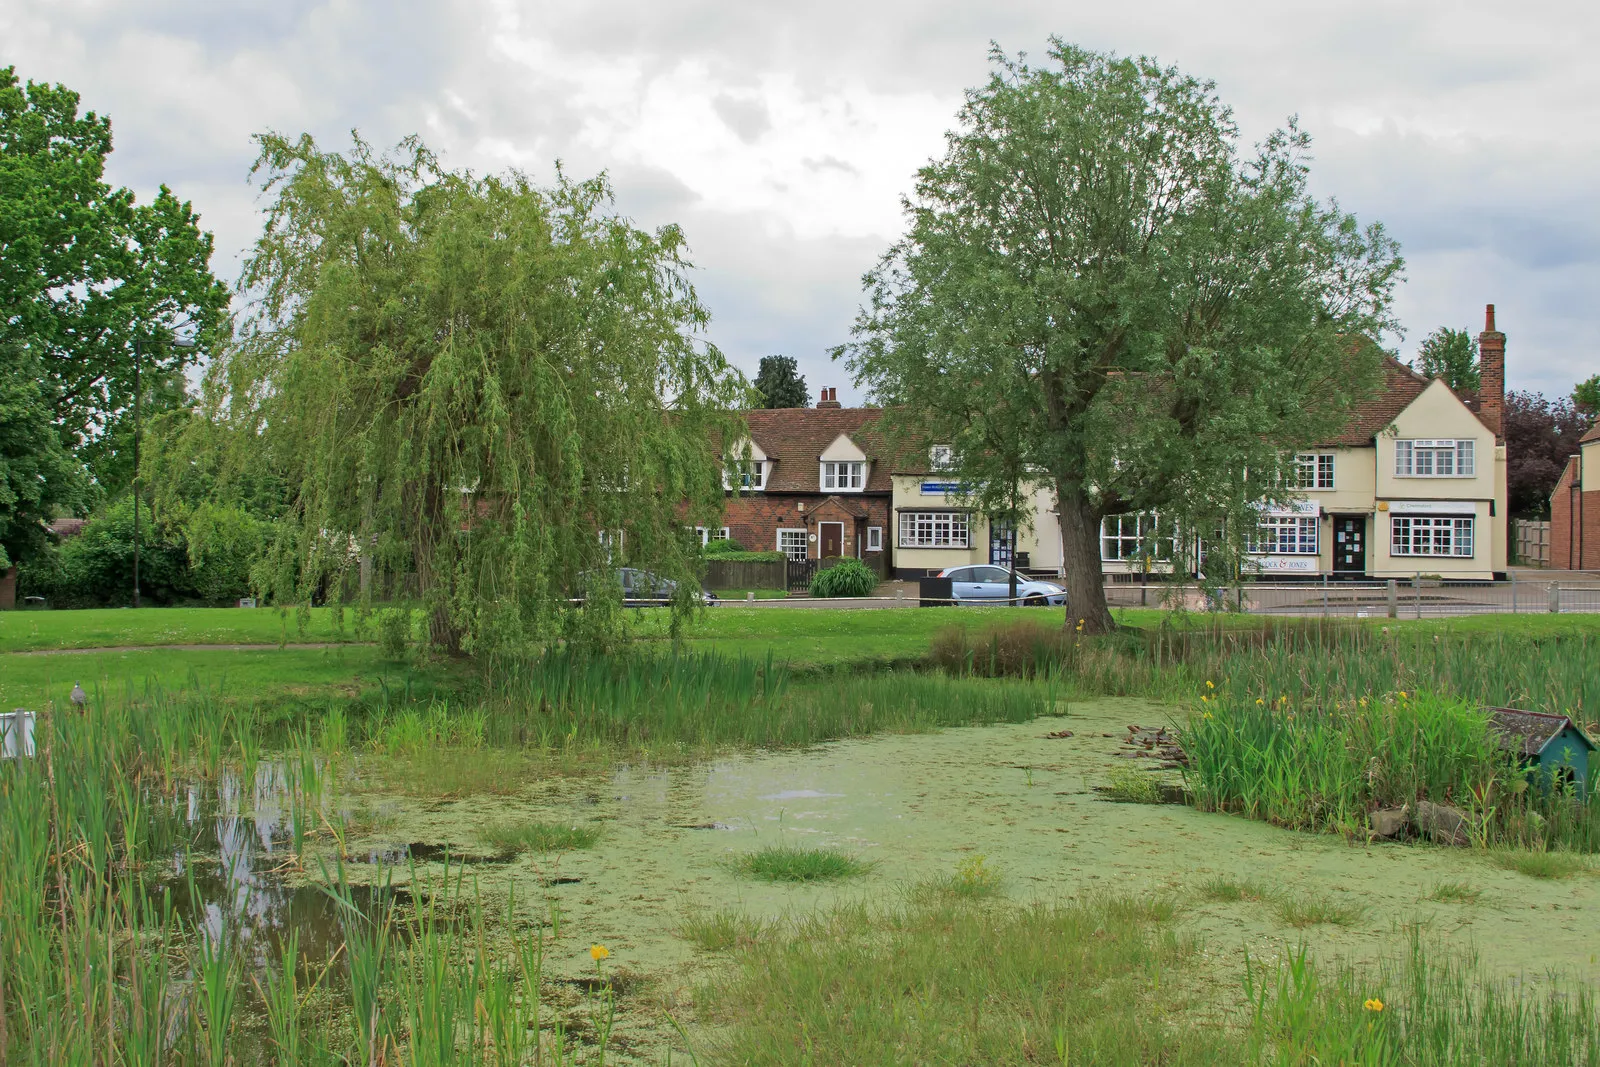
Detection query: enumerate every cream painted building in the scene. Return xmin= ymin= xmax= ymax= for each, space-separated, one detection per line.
xmin=889 ymin=469 xmax=1064 ymax=578
xmin=1103 ymin=307 xmax=1511 ymax=581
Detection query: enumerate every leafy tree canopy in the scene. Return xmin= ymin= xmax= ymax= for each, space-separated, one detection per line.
xmin=210 ymin=133 xmax=747 ymax=654
xmin=753 ymin=354 xmax=809 ymax=408
xmin=0 ymin=344 xmax=84 ymax=568
xmin=840 ymin=42 xmax=1403 ymax=630
xmin=0 ymin=65 xmax=229 ymax=496
xmin=1412 ymin=327 xmax=1480 ymax=393
xmin=1504 ymin=390 xmax=1590 ymax=518
xmin=1574 ymin=373 xmax=1600 ymax=417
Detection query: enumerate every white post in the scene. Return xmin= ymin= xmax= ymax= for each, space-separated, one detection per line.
xmin=746 ymin=591 xmax=755 ymax=603
xmin=1 ymin=710 xmax=35 ymax=759
xmin=1511 ymin=572 xmax=1517 ymax=614
xmin=1387 ymin=579 xmax=1398 ymax=619
xmin=1549 ymin=582 xmax=1561 ymax=614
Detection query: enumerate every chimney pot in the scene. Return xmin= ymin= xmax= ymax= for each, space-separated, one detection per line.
xmin=817 ymin=386 xmax=842 ymax=409
xmin=1485 ymin=303 xmax=1496 ymax=332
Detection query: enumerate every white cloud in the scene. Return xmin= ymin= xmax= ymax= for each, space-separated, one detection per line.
xmin=4 ymin=0 xmax=1597 ymax=402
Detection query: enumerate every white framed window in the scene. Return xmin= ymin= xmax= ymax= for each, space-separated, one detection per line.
xmin=1391 ymin=516 xmax=1474 ymax=557
xmin=1295 ymin=453 xmax=1335 ymax=490
xmin=929 ymin=445 xmax=954 ymax=471
xmin=724 ymin=460 xmax=766 ymax=491
xmin=1395 ymin=439 xmax=1476 ymax=478
xmin=1249 ymin=516 xmax=1319 ymax=555
xmin=1100 ymin=513 xmax=1174 ymax=561
xmin=899 ymin=511 xmax=970 ymax=548
xmin=866 ymin=526 xmax=883 ymax=552
xmin=820 ymin=461 xmax=865 ymax=491
xmin=695 ymin=526 xmax=730 ymax=546
xmin=777 ymin=529 xmax=808 ymax=561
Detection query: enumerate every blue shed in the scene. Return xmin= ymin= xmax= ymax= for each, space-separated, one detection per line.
xmin=1488 ymin=708 xmax=1595 ymax=799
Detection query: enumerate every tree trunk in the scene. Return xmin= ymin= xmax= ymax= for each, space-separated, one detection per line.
xmin=1055 ymin=479 xmax=1115 ymax=633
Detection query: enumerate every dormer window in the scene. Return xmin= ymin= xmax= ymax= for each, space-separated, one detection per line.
xmin=726 ymin=460 xmax=766 ymax=491
xmin=930 ymin=445 xmax=954 ymax=471
xmin=723 ymin=441 xmax=769 ymax=492
xmin=821 ymin=461 xmax=865 ymax=491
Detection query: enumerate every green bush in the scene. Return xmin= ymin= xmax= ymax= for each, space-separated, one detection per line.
xmin=180 ymin=503 xmax=266 ymax=603
xmin=704 ymin=536 xmax=749 ymax=555
xmin=19 ymin=497 xmax=192 ymax=607
xmin=705 ymin=549 xmax=786 ymax=563
xmin=376 ymin=607 xmax=413 ymax=660
xmin=809 ymin=557 xmax=877 ymax=598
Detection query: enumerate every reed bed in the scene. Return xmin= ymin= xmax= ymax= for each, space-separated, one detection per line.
xmin=1182 ymin=690 xmax=1600 ymax=850
xmin=932 ymin=617 xmax=1598 ymax=721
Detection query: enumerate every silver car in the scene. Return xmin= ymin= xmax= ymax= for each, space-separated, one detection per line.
xmin=938 ymin=565 xmax=1068 ymax=606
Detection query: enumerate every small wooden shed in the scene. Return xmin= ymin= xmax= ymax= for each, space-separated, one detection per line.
xmin=1488 ymin=708 xmax=1595 ymax=798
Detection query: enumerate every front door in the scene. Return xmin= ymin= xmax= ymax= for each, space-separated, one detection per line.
xmin=990 ymin=520 xmax=1014 ymax=566
xmin=819 ymin=522 xmax=843 ymax=559
xmin=1332 ymin=516 xmax=1366 ymax=575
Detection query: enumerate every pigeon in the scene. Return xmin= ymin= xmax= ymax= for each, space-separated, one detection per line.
xmin=70 ymin=682 xmax=87 ymax=708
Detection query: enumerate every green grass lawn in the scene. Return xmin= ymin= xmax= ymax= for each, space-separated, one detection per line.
xmin=0 ymin=605 xmax=366 ymax=653
xmin=0 ymin=644 xmax=408 ymax=709
xmin=4 ymin=603 xmax=1598 ymax=707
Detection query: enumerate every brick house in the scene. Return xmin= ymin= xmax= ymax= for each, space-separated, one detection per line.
xmin=719 ymin=389 xmax=895 ymax=571
xmin=1551 ymin=422 xmax=1600 ymax=570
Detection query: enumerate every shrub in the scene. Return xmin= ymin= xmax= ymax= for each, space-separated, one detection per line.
xmin=705 ymin=549 xmax=785 ymax=563
xmin=19 ymin=496 xmax=193 ymax=607
xmin=704 ymin=536 xmax=749 ymax=555
xmin=376 ymin=607 xmax=412 ymax=660
xmin=180 ymin=502 xmax=266 ymax=603
xmin=809 ymin=557 xmax=876 ymax=598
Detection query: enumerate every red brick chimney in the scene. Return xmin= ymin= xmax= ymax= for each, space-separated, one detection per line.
xmin=816 ymin=386 xmax=842 ymax=409
xmin=1478 ymin=303 xmax=1505 ymax=440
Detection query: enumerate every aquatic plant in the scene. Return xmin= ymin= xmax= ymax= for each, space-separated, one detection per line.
xmin=478 ymin=819 xmax=602 ymax=854
xmin=732 ymin=844 xmax=876 ymax=883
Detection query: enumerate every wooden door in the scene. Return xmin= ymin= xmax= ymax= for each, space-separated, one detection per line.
xmin=819 ymin=522 xmax=843 ymax=559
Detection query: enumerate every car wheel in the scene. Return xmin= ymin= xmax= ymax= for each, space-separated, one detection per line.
xmin=1026 ymin=594 xmax=1047 ymax=607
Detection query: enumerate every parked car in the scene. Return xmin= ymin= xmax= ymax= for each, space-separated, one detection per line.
xmin=577 ymin=568 xmax=717 ymax=607
xmin=936 ymin=565 xmax=1067 ymax=606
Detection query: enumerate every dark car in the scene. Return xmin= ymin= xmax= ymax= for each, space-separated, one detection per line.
xmin=578 ymin=568 xmax=716 ymax=607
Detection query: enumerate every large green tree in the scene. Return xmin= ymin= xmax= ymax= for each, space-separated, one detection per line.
xmin=842 ymin=43 xmax=1403 ymax=631
xmin=210 ymin=134 xmax=747 ymax=653
xmin=0 ymin=65 xmax=229 ymax=497
xmin=0 ymin=344 xmax=84 ymax=568
xmin=1574 ymin=374 xmax=1600 ymax=418
xmin=753 ymin=354 xmax=810 ymax=408
xmin=1413 ymin=327 xmax=1479 ymax=393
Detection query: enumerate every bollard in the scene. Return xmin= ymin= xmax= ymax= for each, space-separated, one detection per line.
xmin=1549 ymin=582 xmax=1561 ymax=614
xmin=1511 ymin=572 xmax=1518 ymax=614
xmin=1387 ymin=579 xmax=1397 ymax=619
xmin=1415 ymin=572 xmax=1423 ymax=619
xmin=747 ymin=591 xmax=754 ymax=603
xmin=896 ymin=586 xmax=904 ymax=601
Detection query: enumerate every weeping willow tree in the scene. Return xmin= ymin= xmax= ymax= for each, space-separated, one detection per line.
xmin=210 ymin=134 xmax=747 ymax=654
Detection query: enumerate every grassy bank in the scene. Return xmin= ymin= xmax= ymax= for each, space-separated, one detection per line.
xmin=691 ymin=891 xmax=1600 ymax=1065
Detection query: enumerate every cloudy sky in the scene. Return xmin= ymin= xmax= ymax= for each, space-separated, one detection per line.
xmin=5 ymin=0 xmax=1596 ymax=401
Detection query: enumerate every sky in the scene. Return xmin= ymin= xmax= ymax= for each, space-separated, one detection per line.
xmin=5 ymin=0 xmax=1597 ymax=403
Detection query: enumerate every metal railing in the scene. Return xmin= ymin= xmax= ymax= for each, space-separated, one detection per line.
xmin=1102 ymin=577 xmax=1600 ymax=618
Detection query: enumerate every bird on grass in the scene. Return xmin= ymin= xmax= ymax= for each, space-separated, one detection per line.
xmin=70 ymin=682 xmax=87 ymax=708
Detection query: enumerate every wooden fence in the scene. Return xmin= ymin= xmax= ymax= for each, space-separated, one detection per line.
xmin=704 ymin=558 xmax=788 ymax=591
xmin=1514 ymin=519 xmax=1551 ymax=567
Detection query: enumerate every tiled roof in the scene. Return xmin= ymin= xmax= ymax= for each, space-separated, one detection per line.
xmin=1316 ymin=357 xmax=1497 ymax=447
xmin=1582 ymin=421 xmax=1600 ymax=444
xmin=742 ymin=407 xmax=895 ymax=492
xmin=1488 ymin=707 xmax=1595 ymax=758
xmin=48 ymin=517 xmax=88 ymax=540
